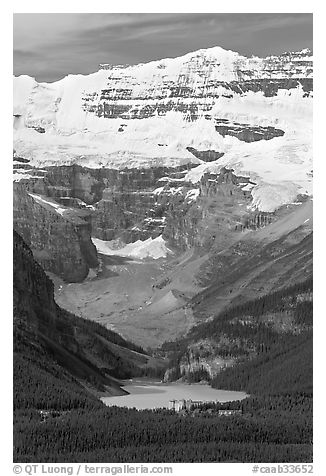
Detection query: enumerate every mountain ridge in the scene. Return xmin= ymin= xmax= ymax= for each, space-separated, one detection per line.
xmin=13 ymin=45 xmax=312 ymax=212
xmin=16 ymin=45 xmax=313 ymax=83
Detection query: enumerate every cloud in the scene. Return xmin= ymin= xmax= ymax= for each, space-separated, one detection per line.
xmin=13 ymin=13 xmax=313 ymax=82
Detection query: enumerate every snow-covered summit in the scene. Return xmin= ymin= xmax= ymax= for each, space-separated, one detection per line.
xmin=13 ymin=45 xmax=312 ymax=212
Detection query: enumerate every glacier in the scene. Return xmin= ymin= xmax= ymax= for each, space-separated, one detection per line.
xmin=13 ymin=45 xmax=313 ymax=212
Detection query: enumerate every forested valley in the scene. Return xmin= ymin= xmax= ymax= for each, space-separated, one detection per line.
xmin=14 ymin=238 xmax=313 ymax=463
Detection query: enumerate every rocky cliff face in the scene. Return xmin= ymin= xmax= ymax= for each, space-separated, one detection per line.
xmin=163 ymin=338 xmax=237 ymax=382
xmin=14 ymin=162 xmax=196 ymax=244
xmin=162 ymin=167 xmax=272 ymax=251
xmin=14 ymin=157 xmax=276 ymax=258
xmin=13 ymin=181 xmax=98 ymax=282
xmin=214 ymin=120 xmax=284 ymax=142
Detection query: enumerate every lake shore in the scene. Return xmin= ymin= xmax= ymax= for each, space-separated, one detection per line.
xmin=101 ymin=378 xmax=248 ymax=409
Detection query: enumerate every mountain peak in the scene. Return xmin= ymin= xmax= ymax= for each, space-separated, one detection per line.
xmin=13 ymin=43 xmax=312 ymax=212
xmin=99 ymin=45 xmax=242 ymax=71
xmin=98 ymin=45 xmax=312 ymax=73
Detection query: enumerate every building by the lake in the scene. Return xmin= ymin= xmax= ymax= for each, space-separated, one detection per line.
xmin=168 ymin=399 xmax=207 ymax=411
xmin=168 ymin=399 xmax=243 ymax=415
xmin=218 ymin=409 xmax=242 ymax=416
xmin=169 ymin=399 xmax=202 ymax=411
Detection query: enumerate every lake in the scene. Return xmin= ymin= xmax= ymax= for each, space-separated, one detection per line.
xmin=101 ymin=379 xmax=248 ymax=410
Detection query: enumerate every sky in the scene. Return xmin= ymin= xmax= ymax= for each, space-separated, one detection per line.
xmin=13 ymin=13 xmax=313 ymax=82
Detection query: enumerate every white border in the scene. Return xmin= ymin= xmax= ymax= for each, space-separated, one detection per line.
xmin=1 ymin=3 xmax=322 ymax=475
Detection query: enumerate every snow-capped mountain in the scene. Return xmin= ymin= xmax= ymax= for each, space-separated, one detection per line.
xmin=13 ymin=46 xmax=312 ymax=212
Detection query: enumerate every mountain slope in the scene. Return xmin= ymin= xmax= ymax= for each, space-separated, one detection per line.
xmin=13 ymin=230 xmax=164 ymax=403
xmin=211 ymin=331 xmax=312 ymax=396
xmin=162 ymin=278 xmax=313 ymax=388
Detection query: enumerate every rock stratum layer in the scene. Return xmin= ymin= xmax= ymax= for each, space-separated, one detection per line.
xmin=14 ymin=46 xmax=313 ymax=212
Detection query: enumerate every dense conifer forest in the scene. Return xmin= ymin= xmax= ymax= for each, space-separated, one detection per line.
xmin=14 ymin=291 xmax=313 ymax=462
xmin=14 ymin=403 xmax=312 ymax=462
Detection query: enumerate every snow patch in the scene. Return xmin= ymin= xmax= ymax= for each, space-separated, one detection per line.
xmin=28 ymin=193 xmax=67 ymax=216
xmin=249 ymin=183 xmax=302 ymax=212
xmin=185 ymin=189 xmax=200 ymax=202
xmin=92 ymin=235 xmax=173 ymax=260
xmin=153 ymin=186 xmax=165 ymax=195
xmin=13 ymin=172 xmax=45 ymax=182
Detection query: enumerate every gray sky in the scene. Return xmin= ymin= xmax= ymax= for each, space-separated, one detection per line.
xmin=13 ymin=13 xmax=313 ymax=82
